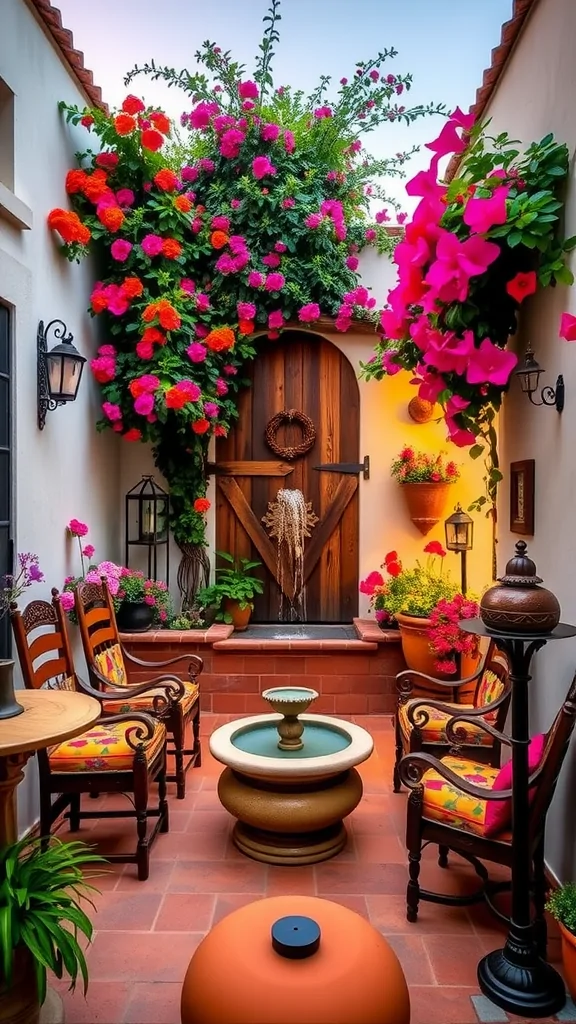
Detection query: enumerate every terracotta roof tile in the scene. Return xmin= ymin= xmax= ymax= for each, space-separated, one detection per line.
xmin=446 ymin=0 xmax=539 ymax=181
xmin=27 ymin=0 xmax=107 ymax=111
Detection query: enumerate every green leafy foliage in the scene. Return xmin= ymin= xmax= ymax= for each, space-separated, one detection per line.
xmin=0 ymin=838 xmax=105 ymax=1004
xmin=546 ymin=883 xmax=576 ymax=936
xmin=196 ymin=551 xmax=264 ymax=616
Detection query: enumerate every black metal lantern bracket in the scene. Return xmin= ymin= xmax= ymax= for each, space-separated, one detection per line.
xmin=37 ymin=320 xmax=86 ymax=430
xmin=515 ymin=343 xmax=565 ymax=413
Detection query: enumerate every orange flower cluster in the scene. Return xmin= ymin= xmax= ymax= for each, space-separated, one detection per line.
xmin=238 ymin=319 xmax=254 ymax=336
xmin=193 ymin=498 xmax=211 ymax=513
xmin=204 ymin=327 xmax=235 ymax=352
xmin=142 ymin=299 xmax=181 ymax=332
xmin=114 ymin=113 xmax=137 ymax=136
xmin=174 ymin=195 xmax=192 ymax=214
xmin=149 ymin=111 xmax=171 ymax=135
xmin=140 ymin=326 xmax=165 ymax=345
xmin=47 ymin=208 xmax=90 ymax=245
xmin=210 ymin=231 xmax=229 ymax=250
xmin=192 ymin=419 xmax=210 ymax=434
xmin=122 ymin=277 xmax=144 ymax=300
xmin=161 ymin=238 xmax=183 ymax=260
xmin=97 ymin=206 xmax=125 ymax=232
xmin=154 ymin=168 xmax=179 ymax=192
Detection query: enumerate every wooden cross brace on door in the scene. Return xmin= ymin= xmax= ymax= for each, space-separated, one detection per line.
xmin=206 ymin=459 xmax=359 ymax=603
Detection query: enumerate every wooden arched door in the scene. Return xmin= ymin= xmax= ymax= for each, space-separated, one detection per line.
xmin=213 ymin=332 xmax=363 ymax=623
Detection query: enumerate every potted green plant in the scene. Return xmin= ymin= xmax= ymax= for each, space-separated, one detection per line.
xmin=114 ymin=568 xmax=172 ymax=632
xmin=360 ymin=543 xmax=479 ymax=686
xmin=0 ymin=836 xmax=104 ymax=1021
xmin=391 ymin=448 xmax=460 ymax=535
xmin=196 ymin=553 xmax=264 ymax=631
xmin=545 ymin=883 xmax=576 ymax=999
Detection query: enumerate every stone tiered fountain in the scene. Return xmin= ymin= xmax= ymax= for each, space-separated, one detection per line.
xmin=209 ymin=687 xmax=373 ymax=865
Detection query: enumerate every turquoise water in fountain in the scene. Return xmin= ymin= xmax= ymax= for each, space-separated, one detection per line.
xmin=263 ymin=687 xmax=317 ymax=701
xmin=232 ymin=721 xmax=351 ymax=759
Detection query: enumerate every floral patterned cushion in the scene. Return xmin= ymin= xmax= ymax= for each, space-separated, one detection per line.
xmin=102 ymin=679 xmax=200 ymax=716
xmin=475 ymin=668 xmax=505 ymax=711
xmin=94 ymin=644 xmax=127 ymax=687
xmin=421 ymin=755 xmax=499 ymax=836
xmin=49 ymin=720 xmax=166 ymax=773
xmin=399 ymin=700 xmax=494 ymax=747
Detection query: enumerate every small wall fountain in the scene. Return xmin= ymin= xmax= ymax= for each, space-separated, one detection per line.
xmin=262 ymin=488 xmax=318 ymax=622
xmin=261 ymin=685 xmax=319 ymax=749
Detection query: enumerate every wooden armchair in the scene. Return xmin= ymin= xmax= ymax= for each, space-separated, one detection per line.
xmin=10 ymin=593 xmax=175 ymax=880
xmin=393 ymin=642 xmax=511 ymax=792
xmin=398 ymin=670 xmax=576 ymax=951
xmin=74 ymin=579 xmax=202 ymax=799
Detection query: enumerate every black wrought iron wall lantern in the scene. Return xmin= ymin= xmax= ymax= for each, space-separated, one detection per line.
xmin=515 ymin=342 xmax=565 ymax=413
xmin=37 ymin=320 xmax=86 ymax=430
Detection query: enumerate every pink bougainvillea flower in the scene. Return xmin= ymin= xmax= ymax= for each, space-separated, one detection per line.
xmin=424 ymin=329 xmax=476 ymax=376
xmin=274 ymin=242 xmax=287 ymax=253
xmin=559 ymin=312 xmax=576 ymax=340
xmin=237 ymin=301 xmax=256 ymax=320
xmin=189 ymin=101 xmax=219 ymax=130
xmin=380 ymin=307 xmax=408 ymax=341
xmin=219 ymin=129 xmax=245 ymax=159
xmin=305 ymin=213 xmax=323 ymax=229
xmin=506 ymin=271 xmax=537 ymax=303
xmin=134 ymin=393 xmax=155 ymax=416
xmin=445 ymin=394 xmax=471 ymax=419
xmin=381 ymin=350 xmax=401 ymax=375
xmin=463 ymin=185 xmax=509 ymax=234
xmin=425 ymin=119 xmax=467 ymax=160
xmin=104 ymin=284 xmax=130 ymax=317
xmin=141 ymin=234 xmax=164 ymax=257
xmin=204 ymin=402 xmax=219 ymax=418
xmin=282 ymin=197 xmax=295 ymax=209
xmin=446 ymin=419 xmax=477 ymax=448
xmin=135 ymin=340 xmax=154 ymax=360
xmin=215 ymin=254 xmax=236 ymax=275
xmin=211 ymin=215 xmax=230 ymax=232
xmin=405 ymin=156 xmax=444 ymax=201
xmin=102 ymin=401 xmax=122 ymax=422
xmin=187 ymin=342 xmax=207 ymax=363
xmin=68 ymin=519 xmax=89 ymax=537
xmin=110 ymin=239 xmax=132 ymax=262
xmin=248 ymin=271 xmax=264 ymax=288
xmin=450 ymin=105 xmax=476 ymax=132
xmin=195 ymin=293 xmax=210 ymax=312
xmin=262 ymin=253 xmax=281 ymax=268
xmin=425 ymin=230 xmax=500 ymax=303
xmin=268 ymin=310 xmax=284 ymax=330
xmin=466 ymin=338 xmax=518 ymax=386
xmin=412 ymin=368 xmax=447 ymax=405
xmin=313 ymin=105 xmax=333 ymax=119
xmin=180 ymin=278 xmax=195 ymax=295
xmin=252 ymin=155 xmax=277 ymax=179
xmin=116 ymin=189 xmax=135 ymax=208
xmin=238 ymin=79 xmax=259 ymax=100
xmin=346 ymin=255 xmax=359 ymax=271
xmin=284 ymin=130 xmax=295 ymax=153
xmin=213 ymin=114 xmax=236 ymax=133
xmin=265 ymin=273 xmax=285 ymax=292
xmin=261 ymin=123 xmax=280 ymax=142
xmin=298 ymin=303 xmax=321 ymax=323
xmin=359 ymin=571 xmax=384 ymax=596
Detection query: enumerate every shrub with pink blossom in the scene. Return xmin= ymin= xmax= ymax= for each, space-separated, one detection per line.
xmin=427 ymin=594 xmax=480 ymax=675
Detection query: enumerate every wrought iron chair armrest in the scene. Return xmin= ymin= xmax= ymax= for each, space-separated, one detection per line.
xmin=86 ymin=664 xmax=186 ymax=702
xmin=123 ymin=648 xmax=204 ymax=679
xmin=444 ymin=712 xmax=512 ymax=749
xmin=396 ymin=665 xmax=483 ymax=698
xmin=399 ymin=751 xmax=514 ymax=801
xmin=406 ymin=688 xmax=511 ymax=729
xmin=86 ymin=711 xmax=158 ymax=751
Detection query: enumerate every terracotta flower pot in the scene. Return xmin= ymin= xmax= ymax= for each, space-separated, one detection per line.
xmin=395 ymin=612 xmax=480 ymax=698
xmin=223 ymin=599 xmax=252 ymax=632
xmin=559 ymin=922 xmax=576 ymax=1001
xmin=0 ymin=947 xmax=40 ymax=1024
xmin=400 ymin=481 xmax=453 ymax=535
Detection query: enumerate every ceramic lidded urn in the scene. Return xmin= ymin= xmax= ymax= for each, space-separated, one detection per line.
xmin=480 ymin=541 xmax=561 ymax=634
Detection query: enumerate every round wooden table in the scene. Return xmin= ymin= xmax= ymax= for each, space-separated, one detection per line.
xmin=0 ymin=688 xmax=100 ymax=846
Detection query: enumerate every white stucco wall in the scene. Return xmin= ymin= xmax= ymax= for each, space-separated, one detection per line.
xmin=479 ymin=0 xmax=576 ymax=880
xmin=1 ymin=0 xmax=120 ymax=832
xmin=119 ymin=249 xmax=492 ymax=614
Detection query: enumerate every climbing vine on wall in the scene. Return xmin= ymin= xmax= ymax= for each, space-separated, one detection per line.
xmin=48 ymin=0 xmax=444 ymax=600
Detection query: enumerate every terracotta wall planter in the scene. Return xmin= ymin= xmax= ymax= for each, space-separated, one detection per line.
xmin=559 ymin=922 xmax=576 ymax=1001
xmin=395 ymin=612 xmax=479 ymax=698
xmin=399 ymin=481 xmax=453 ymax=535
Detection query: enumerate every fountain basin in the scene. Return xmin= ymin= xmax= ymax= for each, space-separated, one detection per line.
xmin=210 ymin=713 xmax=373 ymax=865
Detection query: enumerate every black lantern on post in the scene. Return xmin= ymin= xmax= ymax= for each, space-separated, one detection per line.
xmin=515 ymin=343 xmax=565 ymax=412
xmin=125 ymin=476 xmax=169 ymax=583
xmin=37 ymin=320 xmax=86 ymax=430
xmin=444 ymin=503 xmax=474 ymax=596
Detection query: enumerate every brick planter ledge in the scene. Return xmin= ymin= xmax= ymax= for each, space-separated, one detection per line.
xmin=120 ymin=619 xmax=405 ymax=715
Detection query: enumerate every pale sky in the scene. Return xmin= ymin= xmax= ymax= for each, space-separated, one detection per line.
xmin=55 ymin=0 xmax=514 ymax=209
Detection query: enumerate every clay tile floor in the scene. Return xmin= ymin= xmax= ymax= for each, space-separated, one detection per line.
xmin=55 ymin=715 xmax=575 ymax=1024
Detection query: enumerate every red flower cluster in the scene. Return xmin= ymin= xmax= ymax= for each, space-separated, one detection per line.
xmin=382 ymin=550 xmax=402 ymax=577
xmin=427 ymin=593 xmax=479 ymax=674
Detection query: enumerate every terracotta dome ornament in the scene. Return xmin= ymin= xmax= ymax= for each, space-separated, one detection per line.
xmin=480 ymin=540 xmax=561 ymax=634
xmin=181 ymin=895 xmax=410 ymax=1024
xmin=408 ymin=396 xmax=436 ymax=423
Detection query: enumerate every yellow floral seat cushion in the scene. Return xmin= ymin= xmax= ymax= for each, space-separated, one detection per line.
xmin=399 ymin=700 xmax=495 ymax=747
xmin=102 ymin=679 xmax=199 ymax=716
xmin=94 ymin=644 xmax=127 ymax=687
xmin=49 ymin=720 xmax=166 ymax=773
xmin=475 ymin=668 xmax=505 ymax=709
xmin=421 ymin=755 xmax=499 ymax=836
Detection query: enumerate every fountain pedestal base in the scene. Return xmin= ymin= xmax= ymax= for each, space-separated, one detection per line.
xmin=217 ymin=765 xmax=363 ymax=865
xmin=232 ymin=820 xmax=347 ymax=865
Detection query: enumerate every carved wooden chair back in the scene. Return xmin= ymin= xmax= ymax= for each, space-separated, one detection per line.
xmin=11 ymin=593 xmax=77 ymax=693
xmin=75 ymin=578 xmax=129 ymax=689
